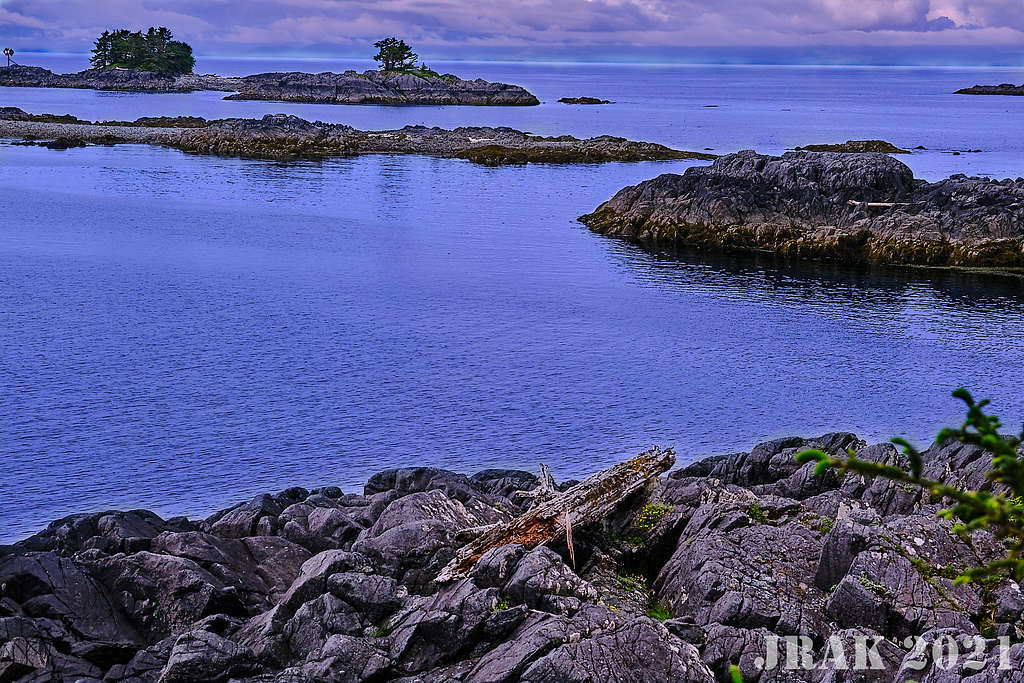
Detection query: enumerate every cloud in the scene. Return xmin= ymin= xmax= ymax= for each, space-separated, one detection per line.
xmin=1 ymin=0 xmax=1023 ymax=58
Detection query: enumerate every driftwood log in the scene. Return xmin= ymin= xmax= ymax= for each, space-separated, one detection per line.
xmin=437 ymin=446 xmax=675 ymax=582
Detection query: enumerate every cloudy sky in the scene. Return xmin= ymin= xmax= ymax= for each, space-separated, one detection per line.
xmin=1 ymin=0 xmax=1023 ymax=63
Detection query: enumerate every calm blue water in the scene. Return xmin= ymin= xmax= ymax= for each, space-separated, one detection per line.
xmin=2 ymin=56 xmax=1024 ymax=542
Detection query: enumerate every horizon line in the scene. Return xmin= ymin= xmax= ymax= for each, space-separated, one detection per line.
xmin=13 ymin=49 xmax=1024 ymax=69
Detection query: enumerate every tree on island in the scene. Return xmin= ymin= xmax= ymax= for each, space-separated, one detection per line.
xmin=373 ymin=37 xmax=418 ymax=72
xmin=90 ymin=27 xmax=195 ymax=76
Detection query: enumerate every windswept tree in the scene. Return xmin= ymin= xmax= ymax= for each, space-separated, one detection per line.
xmin=373 ymin=37 xmax=418 ymax=72
xmin=90 ymin=27 xmax=195 ymax=76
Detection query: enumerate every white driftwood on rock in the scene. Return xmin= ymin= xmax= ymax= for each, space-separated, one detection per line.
xmin=437 ymin=446 xmax=675 ymax=582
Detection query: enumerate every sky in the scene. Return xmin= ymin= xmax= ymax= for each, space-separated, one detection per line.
xmin=1 ymin=0 xmax=1023 ymax=64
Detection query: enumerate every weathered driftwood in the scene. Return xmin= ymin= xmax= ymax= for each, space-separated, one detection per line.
xmin=512 ymin=462 xmax=557 ymax=507
xmin=437 ymin=447 xmax=675 ymax=582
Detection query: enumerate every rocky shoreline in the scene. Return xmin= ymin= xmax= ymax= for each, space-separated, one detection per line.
xmin=955 ymin=83 xmax=1024 ymax=96
xmin=2 ymin=434 xmax=1021 ymax=682
xmin=0 ymin=108 xmax=712 ymax=165
xmin=580 ymin=150 xmax=1024 ymax=269
xmin=0 ymin=65 xmax=539 ymax=105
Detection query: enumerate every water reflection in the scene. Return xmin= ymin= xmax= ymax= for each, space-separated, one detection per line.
xmin=3 ymin=140 xmax=1024 ymax=543
xmin=610 ymin=240 xmax=1024 ymax=308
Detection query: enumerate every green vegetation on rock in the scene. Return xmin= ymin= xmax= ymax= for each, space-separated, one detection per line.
xmin=635 ymin=503 xmax=673 ymax=530
xmin=647 ymin=601 xmax=673 ymax=621
xmin=799 ymin=388 xmax=1024 ymax=583
xmin=90 ymin=27 xmax=194 ymax=76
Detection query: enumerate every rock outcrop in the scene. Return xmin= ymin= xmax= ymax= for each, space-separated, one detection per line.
xmin=956 ymin=83 xmax=1024 ymax=96
xmin=0 ymin=65 xmax=539 ymax=105
xmin=795 ymin=140 xmax=910 ymax=154
xmin=0 ymin=108 xmax=713 ymax=165
xmin=2 ymin=434 xmax=1021 ymax=681
xmin=224 ymin=70 xmax=540 ymax=106
xmin=0 ymin=65 xmax=184 ymax=91
xmin=558 ymin=97 xmax=611 ymax=105
xmin=580 ymin=150 xmax=1024 ymax=268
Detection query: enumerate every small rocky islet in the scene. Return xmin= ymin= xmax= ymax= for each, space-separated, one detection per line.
xmin=1 ymin=435 xmax=1021 ymax=681
xmin=955 ymin=83 xmax=1024 ymax=96
xmin=0 ymin=64 xmax=539 ymax=106
xmin=581 ymin=150 xmax=1024 ymax=269
xmin=558 ymin=97 xmax=612 ymax=105
xmin=0 ymin=107 xmax=713 ymax=165
xmin=794 ymin=140 xmax=911 ymax=154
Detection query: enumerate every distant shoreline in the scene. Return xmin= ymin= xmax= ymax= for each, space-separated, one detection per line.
xmin=0 ymin=64 xmax=540 ymax=106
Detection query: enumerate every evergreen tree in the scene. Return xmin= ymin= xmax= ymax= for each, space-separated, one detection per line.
xmin=90 ymin=30 xmax=112 ymax=68
xmin=373 ymin=38 xmax=418 ymax=72
xmin=89 ymin=27 xmax=195 ymax=76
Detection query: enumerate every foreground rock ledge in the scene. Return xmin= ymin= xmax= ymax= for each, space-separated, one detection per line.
xmin=0 ymin=65 xmax=540 ymax=106
xmin=2 ymin=434 xmax=1022 ymax=682
xmin=580 ymin=150 xmax=1024 ymax=268
xmin=0 ymin=108 xmax=712 ymax=165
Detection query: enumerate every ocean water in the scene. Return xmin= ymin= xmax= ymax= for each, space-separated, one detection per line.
xmin=2 ymin=56 xmax=1024 ymax=542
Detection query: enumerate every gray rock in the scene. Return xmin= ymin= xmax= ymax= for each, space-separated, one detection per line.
xmin=352 ymin=519 xmax=459 ymax=593
xmin=581 ymin=150 xmax=1024 ymax=268
xmin=156 ymin=630 xmax=253 ymax=682
xmin=283 ymin=593 xmax=362 ymax=658
xmin=0 ymin=552 xmax=139 ymax=643
xmin=502 ymin=547 xmax=598 ymax=613
xmin=520 ymin=615 xmax=713 ymax=682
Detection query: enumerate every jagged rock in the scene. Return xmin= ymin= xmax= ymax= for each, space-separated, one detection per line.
xmin=581 ymin=150 xmax=1024 ymax=268
xmin=0 ymin=552 xmax=139 ymax=644
xmin=708 ymin=434 xmax=861 ymax=488
xmin=365 ymin=488 xmax=508 ymax=538
xmin=992 ymin=581 xmax=1024 ymax=623
xmin=3 ymin=439 xmax=1018 ymax=682
xmin=156 ymin=630 xmax=254 ymax=682
xmin=518 ymin=614 xmax=712 ymax=682
xmin=353 ymin=518 xmax=461 ymax=593
xmin=813 ymin=628 xmax=906 ymax=682
xmin=655 ymin=489 xmax=829 ymax=636
xmin=823 ymin=513 xmax=1000 ymax=639
xmin=814 ymin=510 xmax=881 ymax=591
xmin=502 ymin=547 xmax=598 ymax=613
xmin=284 ymin=593 xmax=362 ymax=658
xmin=81 ymin=550 xmax=245 ymax=641
xmin=469 ymin=469 xmax=540 ymax=500
xmin=15 ymin=509 xmax=192 ymax=555
xmin=279 ymin=550 xmax=367 ymax=612
xmin=298 ymin=634 xmax=392 ymax=681
xmin=206 ymin=488 xmax=307 ymax=539
xmin=326 ymin=572 xmax=404 ymax=623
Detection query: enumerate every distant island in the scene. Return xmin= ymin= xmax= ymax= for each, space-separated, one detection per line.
xmin=955 ymin=83 xmax=1024 ymax=96
xmin=0 ymin=34 xmax=540 ymax=106
xmin=559 ymin=96 xmax=611 ymax=105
